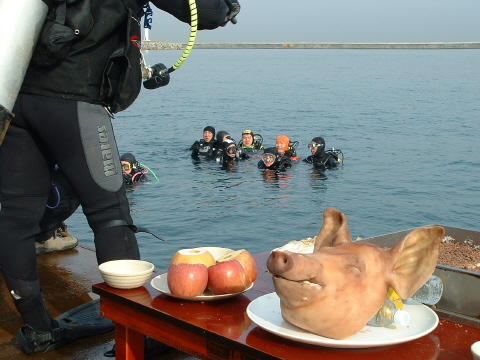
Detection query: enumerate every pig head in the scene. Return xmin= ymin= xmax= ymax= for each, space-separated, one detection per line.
xmin=267 ymin=208 xmax=444 ymax=340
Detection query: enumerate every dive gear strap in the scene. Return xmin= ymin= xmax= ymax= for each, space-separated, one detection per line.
xmin=95 ymin=220 xmax=164 ymax=241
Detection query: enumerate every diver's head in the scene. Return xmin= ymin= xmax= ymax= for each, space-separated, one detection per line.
xmin=241 ymin=130 xmax=254 ymax=147
xmin=216 ymin=131 xmax=231 ymax=144
xmin=308 ymin=137 xmax=326 ymax=156
xmin=261 ymin=147 xmax=279 ymax=168
xmin=275 ymin=135 xmax=290 ymax=154
xmin=120 ymin=153 xmax=137 ymax=174
xmin=203 ymin=126 xmax=215 ymax=143
xmin=222 ymin=140 xmax=237 ymax=158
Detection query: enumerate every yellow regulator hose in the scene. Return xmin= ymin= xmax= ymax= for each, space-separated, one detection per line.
xmin=168 ymin=0 xmax=198 ymax=73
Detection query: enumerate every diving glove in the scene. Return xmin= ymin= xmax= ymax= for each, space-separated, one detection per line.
xmin=223 ymin=0 xmax=240 ymax=26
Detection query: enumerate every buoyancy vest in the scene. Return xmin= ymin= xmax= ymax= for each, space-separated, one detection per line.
xmin=21 ymin=0 xmax=147 ymax=113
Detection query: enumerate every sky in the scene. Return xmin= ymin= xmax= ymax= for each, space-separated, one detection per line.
xmin=145 ymin=0 xmax=480 ymax=43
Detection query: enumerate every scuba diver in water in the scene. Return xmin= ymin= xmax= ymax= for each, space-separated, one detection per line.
xmin=213 ymin=130 xmax=234 ymax=161
xmin=0 ymin=0 xmax=240 ymax=355
xmin=238 ymin=129 xmax=263 ymax=151
xmin=190 ymin=125 xmax=216 ymax=160
xmin=303 ymin=137 xmax=343 ymax=171
xmin=120 ymin=153 xmax=149 ymax=186
xmin=275 ymin=135 xmax=299 ymax=160
xmin=257 ymin=147 xmax=292 ymax=172
xmin=221 ymin=139 xmax=249 ymax=170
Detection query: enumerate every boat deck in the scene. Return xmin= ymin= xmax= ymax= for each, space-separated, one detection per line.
xmin=0 ymin=244 xmax=195 ymax=360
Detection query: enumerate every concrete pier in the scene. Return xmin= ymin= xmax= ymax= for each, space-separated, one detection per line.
xmin=141 ymin=41 xmax=480 ymax=50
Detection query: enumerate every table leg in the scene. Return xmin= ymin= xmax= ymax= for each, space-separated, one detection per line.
xmin=115 ymin=323 xmax=144 ymax=360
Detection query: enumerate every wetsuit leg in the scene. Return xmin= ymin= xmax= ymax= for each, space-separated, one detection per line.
xmin=17 ymin=95 xmax=140 ymax=264
xmin=0 ymin=95 xmax=54 ymax=329
xmin=0 ymin=94 xmax=140 ymax=329
xmin=36 ymin=168 xmax=81 ymax=242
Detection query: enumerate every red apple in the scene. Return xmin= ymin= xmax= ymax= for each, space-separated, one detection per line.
xmin=207 ymin=259 xmax=247 ymax=295
xmin=167 ymin=263 xmax=208 ymax=297
xmin=217 ymin=249 xmax=257 ymax=286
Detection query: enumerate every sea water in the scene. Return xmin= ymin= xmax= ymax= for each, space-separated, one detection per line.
xmin=67 ymin=49 xmax=480 ymax=268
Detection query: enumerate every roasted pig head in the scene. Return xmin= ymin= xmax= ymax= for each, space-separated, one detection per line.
xmin=267 ymin=208 xmax=444 ymax=340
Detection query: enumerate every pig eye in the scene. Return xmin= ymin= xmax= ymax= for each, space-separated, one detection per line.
xmin=344 ymin=255 xmax=365 ymax=275
xmin=347 ymin=265 xmax=362 ymax=274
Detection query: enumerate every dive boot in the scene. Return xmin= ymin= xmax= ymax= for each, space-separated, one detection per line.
xmin=16 ymin=299 xmax=114 ymax=354
xmin=16 ymin=325 xmax=72 ymax=354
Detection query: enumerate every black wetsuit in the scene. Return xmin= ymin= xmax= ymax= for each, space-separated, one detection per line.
xmin=0 ymin=0 xmax=230 ymax=333
xmin=36 ymin=168 xmax=81 ymax=243
xmin=190 ymin=139 xmax=215 ymax=160
xmin=303 ymin=150 xmax=341 ymax=171
xmin=36 ymin=163 xmax=147 ymax=244
xmin=221 ymin=149 xmax=249 ymax=169
xmin=257 ymin=157 xmax=292 ymax=172
xmin=123 ymin=167 xmax=148 ymax=186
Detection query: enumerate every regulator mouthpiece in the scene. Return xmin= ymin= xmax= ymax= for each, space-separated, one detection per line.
xmin=143 ymin=63 xmax=170 ymax=89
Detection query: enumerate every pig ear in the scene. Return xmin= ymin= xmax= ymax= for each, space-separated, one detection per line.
xmin=313 ymin=208 xmax=352 ymax=252
xmin=388 ymin=226 xmax=444 ymax=299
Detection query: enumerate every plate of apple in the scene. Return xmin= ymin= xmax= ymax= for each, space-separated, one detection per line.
xmin=151 ymin=247 xmax=257 ymax=301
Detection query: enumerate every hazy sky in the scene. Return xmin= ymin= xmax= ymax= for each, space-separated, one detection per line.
xmin=145 ymin=0 xmax=480 ymax=43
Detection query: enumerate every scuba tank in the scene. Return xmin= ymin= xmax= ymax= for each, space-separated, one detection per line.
xmin=0 ymin=0 xmax=49 ymax=145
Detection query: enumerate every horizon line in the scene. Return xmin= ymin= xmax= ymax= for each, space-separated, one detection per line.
xmin=141 ymin=41 xmax=480 ymax=50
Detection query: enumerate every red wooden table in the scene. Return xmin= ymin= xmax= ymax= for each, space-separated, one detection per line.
xmin=92 ymin=252 xmax=480 ymax=360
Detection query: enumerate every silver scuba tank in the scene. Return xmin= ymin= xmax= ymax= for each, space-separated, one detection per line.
xmin=0 ymin=0 xmax=48 ymax=145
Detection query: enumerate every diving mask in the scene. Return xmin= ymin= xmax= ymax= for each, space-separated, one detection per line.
xmin=262 ymin=153 xmax=276 ymax=163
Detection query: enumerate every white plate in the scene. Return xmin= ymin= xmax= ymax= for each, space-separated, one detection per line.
xmin=154 ymin=246 xmax=252 ymax=301
xmin=151 ymin=273 xmax=253 ymax=301
xmin=246 ymin=292 xmax=439 ymax=348
xmin=195 ymin=247 xmax=233 ymax=260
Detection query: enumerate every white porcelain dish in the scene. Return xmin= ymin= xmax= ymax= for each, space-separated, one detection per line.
xmin=472 ymin=340 xmax=480 ymax=360
xmin=99 ymin=259 xmax=154 ymax=289
xmin=151 ymin=273 xmax=253 ymax=301
xmin=247 ymin=292 xmax=439 ymax=349
xmin=155 ymin=246 xmax=253 ymax=300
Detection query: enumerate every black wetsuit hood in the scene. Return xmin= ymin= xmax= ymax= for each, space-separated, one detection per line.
xmin=121 ymin=153 xmax=138 ymax=167
xmin=311 ymin=137 xmax=326 ymax=158
xmin=203 ymin=126 xmax=216 ymax=139
xmin=215 ymin=131 xmax=228 ymax=144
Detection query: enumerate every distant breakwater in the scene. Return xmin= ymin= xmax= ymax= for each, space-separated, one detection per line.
xmin=141 ymin=42 xmax=480 ymax=50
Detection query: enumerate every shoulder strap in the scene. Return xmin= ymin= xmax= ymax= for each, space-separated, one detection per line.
xmin=55 ymin=1 xmax=68 ymax=25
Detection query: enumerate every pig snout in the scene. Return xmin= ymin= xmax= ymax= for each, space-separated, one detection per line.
xmin=267 ymin=251 xmax=296 ymax=275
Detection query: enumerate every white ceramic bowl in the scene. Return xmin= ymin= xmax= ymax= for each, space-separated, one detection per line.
xmin=472 ymin=341 xmax=480 ymax=360
xmin=99 ymin=260 xmax=154 ymax=289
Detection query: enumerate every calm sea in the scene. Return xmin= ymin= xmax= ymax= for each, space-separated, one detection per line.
xmin=68 ymin=49 xmax=480 ymax=268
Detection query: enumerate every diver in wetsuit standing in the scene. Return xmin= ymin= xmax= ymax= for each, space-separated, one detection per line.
xmin=0 ymin=0 xmax=240 ymax=354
